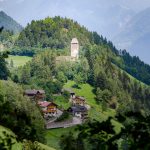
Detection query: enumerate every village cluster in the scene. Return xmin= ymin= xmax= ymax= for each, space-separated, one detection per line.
xmin=24 ymin=88 xmax=89 ymax=128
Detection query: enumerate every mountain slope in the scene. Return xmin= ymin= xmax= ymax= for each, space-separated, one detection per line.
xmin=0 ymin=11 xmax=23 ymax=33
xmin=14 ymin=16 xmax=150 ymax=85
xmin=113 ymin=7 xmax=150 ymax=64
xmin=4 ymin=16 xmax=150 ymax=149
xmin=15 ymin=16 xmax=91 ymax=48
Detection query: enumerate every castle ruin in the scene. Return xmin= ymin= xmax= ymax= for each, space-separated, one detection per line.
xmin=71 ymin=38 xmax=79 ymax=59
xmin=56 ymin=38 xmax=79 ymax=62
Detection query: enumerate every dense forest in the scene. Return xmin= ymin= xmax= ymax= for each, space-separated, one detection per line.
xmin=16 ymin=16 xmax=91 ymax=49
xmin=0 ymin=29 xmax=15 ymax=49
xmin=1 ymin=15 xmax=150 ymax=149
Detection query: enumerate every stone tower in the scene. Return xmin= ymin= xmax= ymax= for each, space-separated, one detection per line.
xmin=71 ymin=38 xmax=79 ymax=59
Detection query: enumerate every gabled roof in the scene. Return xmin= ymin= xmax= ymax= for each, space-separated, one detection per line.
xmin=25 ymin=89 xmax=45 ymax=95
xmin=38 ymin=101 xmax=50 ymax=107
xmin=38 ymin=101 xmax=57 ymax=107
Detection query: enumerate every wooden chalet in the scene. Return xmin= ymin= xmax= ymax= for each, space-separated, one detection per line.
xmin=38 ymin=101 xmax=58 ymax=117
xmin=24 ymin=89 xmax=45 ymax=101
xmin=72 ymin=96 xmax=86 ymax=106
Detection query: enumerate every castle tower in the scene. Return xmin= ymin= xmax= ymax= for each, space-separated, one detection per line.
xmin=71 ymin=38 xmax=79 ymax=59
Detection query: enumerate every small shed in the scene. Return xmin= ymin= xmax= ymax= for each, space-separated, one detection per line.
xmin=24 ymin=89 xmax=45 ymax=101
xmin=61 ymin=88 xmax=75 ymax=98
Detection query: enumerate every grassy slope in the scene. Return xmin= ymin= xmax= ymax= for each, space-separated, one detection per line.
xmin=6 ymin=55 xmax=32 ymax=67
xmin=38 ymin=142 xmax=56 ymax=150
xmin=64 ymin=80 xmax=116 ymax=121
xmin=64 ymin=81 xmax=122 ymax=133
xmin=0 ymin=125 xmax=22 ymax=150
xmin=0 ymin=125 xmax=55 ymax=150
xmin=46 ymin=81 xmax=122 ymax=150
xmin=53 ymin=96 xmax=71 ymax=110
xmin=46 ymin=127 xmax=75 ymax=150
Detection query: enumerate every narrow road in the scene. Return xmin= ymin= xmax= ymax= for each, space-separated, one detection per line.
xmin=46 ymin=116 xmax=82 ymax=129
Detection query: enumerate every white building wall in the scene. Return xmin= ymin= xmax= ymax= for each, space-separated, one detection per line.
xmin=71 ymin=38 xmax=79 ymax=59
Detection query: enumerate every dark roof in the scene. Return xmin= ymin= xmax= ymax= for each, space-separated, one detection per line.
xmin=71 ymin=106 xmax=87 ymax=112
xmin=25 ymin=89 xmax=45 ymax=95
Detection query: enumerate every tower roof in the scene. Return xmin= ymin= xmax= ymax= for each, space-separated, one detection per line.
xmin=71 ymin=38 xmax=79 ymax=44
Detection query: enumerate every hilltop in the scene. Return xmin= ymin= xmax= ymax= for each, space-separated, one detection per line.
xmin=15 ymin=16 xmax=91 ymax=49
xmin=12 ymin=16 xmax=150 ymax=85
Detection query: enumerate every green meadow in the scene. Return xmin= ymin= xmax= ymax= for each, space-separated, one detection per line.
xmin=46 ymin=127 xmax=76 ymax=150
xmin=6 ymin=55 xmax=32 ymax=67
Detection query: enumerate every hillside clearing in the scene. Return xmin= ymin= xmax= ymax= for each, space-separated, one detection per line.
xmin=6 ymin=55 xmax=32 ymax=67
xmin=64 ymin=81 xmax=122 ymax=132
xmin=64 ymin=80 xmax=116 ymax=121
xmin=53 ymin=96 xmax=71 ymax=110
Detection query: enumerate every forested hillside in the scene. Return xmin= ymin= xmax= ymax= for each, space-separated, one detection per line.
xmin=14 ymin=16 xmax=150 ymax=86
xmin=0 ymin=30 xmax=16 ymax=49
xmin=113 ymin=50 xmax=150 ymax=85
xmin=11 ymin=16 xmax=150 ymax=113
xmin=12 ymin=37 xmax=150 ymax=149
xmin=16 ymin=16 xmax=91 ymax=49
xmin=13 ymin=41 xmax=150 ymax=113
xmin=1 ymin=15 xmax=150 ymax=149
xmin=0 ymin=80 xmax=45 ymax=142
